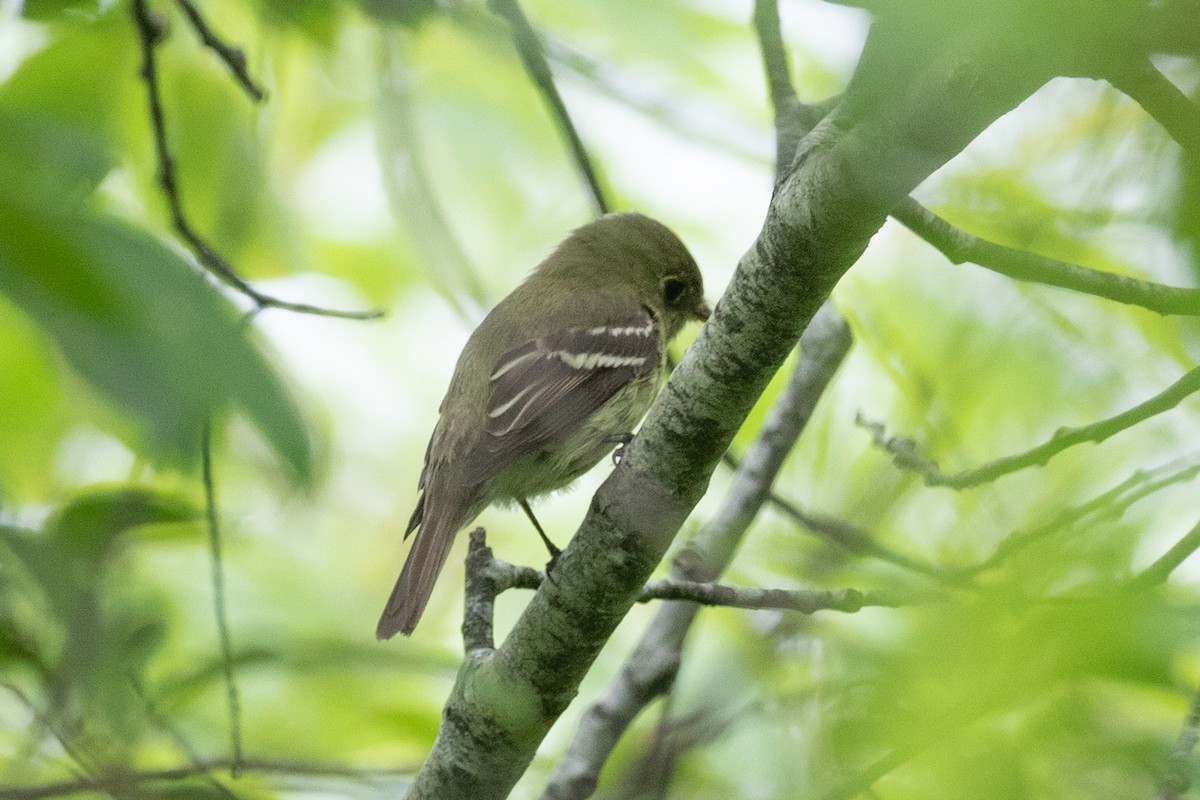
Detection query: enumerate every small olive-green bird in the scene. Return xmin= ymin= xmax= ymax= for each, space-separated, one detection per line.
xmin=377 ymin=212 xmax=709 ymax=638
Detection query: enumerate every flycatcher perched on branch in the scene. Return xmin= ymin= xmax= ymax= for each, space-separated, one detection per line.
xmin=377 ymin=212 xmax=709 ymax=638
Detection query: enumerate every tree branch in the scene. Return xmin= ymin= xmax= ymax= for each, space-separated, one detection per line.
xmin=130 ymin=0 xmax=385 ymax=321
xmin=488 ymin=0 xmax=610 ymax=214
xmin=174 ymin=0 xmax=266 ymax=101
xmin=892 ymin=197 xmax=1200 ymax=316
xmin=1107 ymin=58 xmax=1200 ymax=155
xmin=961 ymin=455 xmax=1200 ymax=578
xmin=540 ymin=300 xmax=853 ymax=800
xmin=200 ymin=424 xmax=243 ymax=776
xmin=1133 ymin=517 xmax=1200 ymax=588
xmin=403 ymin=3 xmax=1060 ymax=794
xmin=0 ymin=758 xmax=415 ymax=800
xmin=859 ymin=365 xmax=1200 ymax=489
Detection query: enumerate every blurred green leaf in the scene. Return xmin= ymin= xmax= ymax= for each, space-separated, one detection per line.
xmin=0 ymin=196 xmax=313 ymax=481
xmin=47 ymin=486 xmax=198 ymax=563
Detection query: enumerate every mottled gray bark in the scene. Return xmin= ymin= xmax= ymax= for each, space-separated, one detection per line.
xmin=403 ymin=5 xmax=1066 ymax=797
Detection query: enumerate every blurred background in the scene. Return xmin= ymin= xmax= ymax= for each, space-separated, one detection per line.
xmin=1 ymin=0 xmax=1199 ymax=798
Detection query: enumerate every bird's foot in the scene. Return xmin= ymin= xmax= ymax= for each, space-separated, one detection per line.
xmin=544 ymin=544 xmax=562 ymax=586
xmin=602 ymin=432 xmax=635 ymax=466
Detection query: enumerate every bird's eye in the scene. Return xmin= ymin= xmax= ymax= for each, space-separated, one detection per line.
xmin=662 ymin=277 xmax=686 ymax=306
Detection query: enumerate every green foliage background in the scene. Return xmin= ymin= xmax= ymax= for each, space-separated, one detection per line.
xmin=0 ymin=1 xmax=1198 ymax=798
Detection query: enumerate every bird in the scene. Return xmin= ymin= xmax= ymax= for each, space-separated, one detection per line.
xmin=377 ymin=211 xmax=709 ymax=638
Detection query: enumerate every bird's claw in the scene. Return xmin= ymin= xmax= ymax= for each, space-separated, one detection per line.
xmin=544 ymin=545 xmax=562 ymax=586
xmin=602 ymin=432 xmax=635 ymax=466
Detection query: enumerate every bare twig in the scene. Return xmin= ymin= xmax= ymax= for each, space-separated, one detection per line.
xmin=174 ymin=0 xmax=265 ymax=101
xmin=0 ymin=758 xmax=415 ymax=800
xmin=488 ymin=0 xmax=610 ymax=214
xmin=961 ymin=455 xmax=1200 ymax=578
xmin=200 ymin=424 xmax=242 ymax=776
xmin=130 ymin=0 xmax=385 ymax=321
xmin=892 ymin=198 xmax=1200 ymax=316
xmin=131 ymin=679 xmax=240 ymax=800
xmin=859 ymin=365 xmax=1200 ymax=489
xmin=1155 ymin=688 xmax=1200 ymax=800
xmin=479 ymin=554 xmax=921 ymax=613
xmin=755 ymin=474 xmax=948 ymax=578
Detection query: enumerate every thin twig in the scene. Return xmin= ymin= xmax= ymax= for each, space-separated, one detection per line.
xmin=892 ymin=197 xmax=1200 ymax=316
xmin=752 ymin=0 xmax=811 ymax=180
xmin=752 ymin=468 xmax=948 ymax=578
xmin=961 ymin=455 xmax=1200 ymax=578
xmin=174 ymin=0 xmax=265 ymax=101
xmin=1133 ymin=518 xmax=1200 ymax=588
xmin=131 ymin=679 xmax=240 ymax=800
xmin=0 ymin=758 xmax=416 ymax=800
xmin=488 ymin=0 xmax=610 ymax=214
xmin=130 ymin=0 xmax=385 ymax=321
xmin=1 ymin=685 xmax=97 ymax=785
xmin=486 ymin=558 xmax=922 ymax=613
xmin=200 ymin=423 xmax=243 ymax=776
xmin=859 ymin=365 xmax=1200 ymax=489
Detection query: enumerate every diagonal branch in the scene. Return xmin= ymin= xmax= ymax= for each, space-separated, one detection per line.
xmin=489 ymin=0 xmax=610 ymax=215
xmin=1107 ymin=58 xmax=1200 ymax=155
xmin=174 ymin=0 xmax=265 ymax=101
xmin=961 ymin=455 xmax=1200 ymax=578
xmin=892 ymin=197 xmax=1200 ymax=316
xmin=859 ymin=364 xmax=1200 ymax=489
xmin=1133 ymin=517 xmax=1200 ymax=588
xmin=541 ymin=303 xmax=852 ymax=800
xmin=130 ymin=0 xmax=384 ymax=321
xmin=403 ymin=2 xmax=1061 ymax=795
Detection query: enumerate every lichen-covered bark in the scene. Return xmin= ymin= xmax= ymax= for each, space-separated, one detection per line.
xmin=403 ymin=9 xmax=1066 ymax=797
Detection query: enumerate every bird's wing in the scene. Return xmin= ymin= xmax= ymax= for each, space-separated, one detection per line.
xmin=459 ymin=310 xmax=660 ymax=486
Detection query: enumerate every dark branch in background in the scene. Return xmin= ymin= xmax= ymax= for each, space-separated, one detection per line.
xmin=542 ymin=302 xmax=853 ymax=800
xmin=129 ymin=0 xmax=385 ymax=321
xmin=0 ymin=758 xmax=416 ymax=800
xmin=892 ymin=197 xmax=1200 ymax=316
xmin=201 ymin=425 xmax=243 ymax=776
xmin=488 ymin=0 xmax=611 ymax=215
xmin=174 ymin=0 xmax=265 ymax=101
xmin=1133 ymin=517 xmax=1200 ymax=588
xmin=132 ymin=679 xmax=240 ymax=800
xmin=731 ymin=456 xmax=947 ymax=578
xmin=859 ymin=365 xmax=1200 ymax=489
xmin=1155 ymin=688 xmax=1200 ymax=800
xmin=2 ymin=683 xmax=99 ymax=785
xmin=1107 ymin=58 xmax=1200 ymax=154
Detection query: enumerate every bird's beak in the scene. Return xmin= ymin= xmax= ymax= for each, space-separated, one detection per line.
xmin=693 ymin=302 xmax=712 ymax=323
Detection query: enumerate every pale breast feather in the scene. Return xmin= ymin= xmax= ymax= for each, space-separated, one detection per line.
xmin=460 ymin=313 xmax=660 ymax=486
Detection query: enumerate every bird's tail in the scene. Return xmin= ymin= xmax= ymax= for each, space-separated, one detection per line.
xmin=376 ymin=489 xmax=474 ymax=639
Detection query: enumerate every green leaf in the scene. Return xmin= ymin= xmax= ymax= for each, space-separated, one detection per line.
xmin=0 ymin=198 xmax=314 ymax=481
xmin=47 ymin=486 xmax=198 ymax=563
